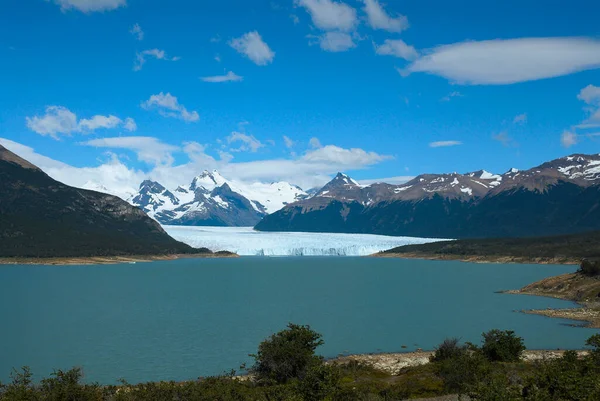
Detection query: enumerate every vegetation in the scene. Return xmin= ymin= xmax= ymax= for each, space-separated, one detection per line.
xmin=3 ymin=325 xmax=600 ymax=400
xmin=579 ymin=258 xmax=600 ymax=276
xmin=382 ymin=229 xmax=600 ymax=263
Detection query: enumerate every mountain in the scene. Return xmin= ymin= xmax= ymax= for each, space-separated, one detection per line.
xmin=128 ymin=170 xmax=307 ymax=226
xmin=255 ymin=154 xmax=600 ymax=239
xmin=0 ymin=144 xmax=205 ymax=258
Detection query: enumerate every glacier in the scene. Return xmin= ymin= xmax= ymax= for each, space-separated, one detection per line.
xmin=164 ymin=226 xmax=448 ymax=256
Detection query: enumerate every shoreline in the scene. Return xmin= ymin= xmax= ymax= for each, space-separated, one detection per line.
xmin=502 ymin=273 xmax=600 ymax=328
xmin=329 ymin=349 xmax=588 ymax=375
xmin=373 ymin=252 xmax=580 ymax=265
xmin=0 ymin=252 xmax=238 ymax=266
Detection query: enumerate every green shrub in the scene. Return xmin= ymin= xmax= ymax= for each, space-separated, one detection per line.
xmin=295 ymin=362 xmax=340 ymax=401
xmin=579 ymin=259 xmax=600 ymax=276
xmin=430 ymin=337 xmax=468 ymax=362
xmin=249 ymin=323 xmax=324 ymax=384
xmin=436 ymin=350 xmax=491 ymax=393
xmin=481 ymin=329 xmax=525 ymax=362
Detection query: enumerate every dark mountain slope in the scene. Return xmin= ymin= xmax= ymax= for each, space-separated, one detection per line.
xmin=255 ymin=154 xmax=600 ymax=239
xmin=0 ymin=145 xmax=204 ymax=258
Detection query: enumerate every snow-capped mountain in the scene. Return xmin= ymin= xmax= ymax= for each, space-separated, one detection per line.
xmin=127 ymin=170 xmax=308 ymax=226
xmin=256 ymin=153 xmax=600 ymax=239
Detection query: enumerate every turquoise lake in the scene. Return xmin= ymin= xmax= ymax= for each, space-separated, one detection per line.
xmin=0 ymin=257 xmax=595 ymax=384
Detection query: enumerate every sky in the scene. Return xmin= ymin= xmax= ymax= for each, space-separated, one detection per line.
xmin=1 ymin=0 xmax=600 ymax=195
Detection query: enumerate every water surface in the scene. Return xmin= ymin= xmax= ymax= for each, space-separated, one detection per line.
xmin=0 ymin=257 xmax=592 ymax=384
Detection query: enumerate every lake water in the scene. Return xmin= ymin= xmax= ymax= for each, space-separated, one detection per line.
xmin=0 ymin=257 xmax=594 ymax=384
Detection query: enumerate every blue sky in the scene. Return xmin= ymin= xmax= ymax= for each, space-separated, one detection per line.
xmin=1 ymin=0 xmax=600 ymax=193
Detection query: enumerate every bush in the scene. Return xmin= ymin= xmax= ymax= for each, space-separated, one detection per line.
xmin=481 ymin=329 xmax=525 ymax=362
xmin=295 ymin=362 xmax=340 ymax=401
xmin=580 ymin=259 xmax=600 ymax=276
xmin=430 ymin=337 xmax=468 ymax=362
xmin=249 ymin=323 xmax=325 ymax=384
xmin=436 ymin=350 xmax=491 ymax=393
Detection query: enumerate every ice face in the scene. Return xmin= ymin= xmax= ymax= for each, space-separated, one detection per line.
xmin=165 ymin=226 xmax=449 ymax=256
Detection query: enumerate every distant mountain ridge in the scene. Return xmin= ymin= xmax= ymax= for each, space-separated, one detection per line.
xmin=0 ymin=144 xmax=202 ymax=258
xmin=255 ymin=154 xmax=600 ymax=239
xmin=128 ymin=170 xmax=308 ymax=226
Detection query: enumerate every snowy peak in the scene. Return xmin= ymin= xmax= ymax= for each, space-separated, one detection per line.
xmin=189 ymin=170 xmax=227 ymax=192
xmin=315 ymin=172 xmax=361 ymax=197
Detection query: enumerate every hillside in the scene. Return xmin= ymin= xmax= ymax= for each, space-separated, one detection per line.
xmin=255 ymin=154 xmax=600 ymax=239
xmin=0 ymin=145 xmax=208 ymax=258
xmin=379 ymin=230 xmax=600 ymax=263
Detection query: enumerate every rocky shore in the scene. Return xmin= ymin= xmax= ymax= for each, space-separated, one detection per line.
xmin=0 ymin=252 xmax=238 ymax=265
xmin=374 ymin=252 xmax=579 ymax=265
xmin=330 ymin=350 xmax=589 ymax=375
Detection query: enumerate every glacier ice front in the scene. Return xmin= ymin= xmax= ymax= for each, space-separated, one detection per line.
xmin=164 ymin=226 xmax=448 ymax=256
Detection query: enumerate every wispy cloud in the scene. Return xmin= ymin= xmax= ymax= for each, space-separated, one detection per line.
xmin=133 ymin=49 xmax=180 ymax=71
xmin=83 ymin=137 xmax=179 ymax=165
xmin=227 ymin=132 xmax=264 ymax=152
xmin=25 ymin=106 xmax=136 ymax=139
xmin=129 ymin=23 xmax=144 ymax=41
xmin=141 ymin=92 xmax=199 ymax=122
xmin=229 ymin=31 xmax=275 ymax=66
xmin=440 ymin=91 xmax=464 ymax=102
xmin=492 ymin=131 xmax=517 ymax=147
xmin=513 ymin=113 xmax=528 ymax=124
xmin=429 ymin=140 xmax=462 ymax=148
xmin=49 ymin=0 xmax=126 ymax=13
xmin=200 ymin=71 xmax=243 ymax=83
xmin=576 ymin=84 xmax=600 ymax=128
xmin=561 ymin=131 xmax=578 ymax=148
xmin=363 ymin=0 xmax=409 ymax=33
xmin=374 ymin=39 xmax=418 ymax=60
xmin=283 ymin=136 xmax=296 ymax=148
xmin=403 ymin=37 xmax=600 ymax=85
xmin=309 ymin=32 xmax=356 ymax=52
xmin=295 ymin=0 xmax=357 ymax=32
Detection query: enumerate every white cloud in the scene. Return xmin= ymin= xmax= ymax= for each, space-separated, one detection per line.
xmin=295 ymin=0 xmax=357 ymax=32
xmin=123 ymin=117 xmax=137 ymax=131
xmin=229 ymin=31 xmax=275 ymax=66
xmin=403 ymin=37 xmax=600 ymax=85
xmin=375 ymin=39 xmax=418 ymax=60
xmin=25 ymin=106 xmax=135 ymax=139
xmin=227 ymin=132 xmax=264 ymax=152
xmin=492 ymin=131 xmax=517 ymax=147
xmin=283 ymin=135 xmax=296 ymax=148
xmin=440 ymin=91 xmax=464 ymax=102
xmin=49 ymin=0 xmax=126 ymax=13
xmin=578 ymin=84 xmax=600 ymax=105
xmin=363 ymin=0 xmax=409 ymax=33
xmin=561 ymin=131 xmax=578 ymax=148
xmin=429 ymin=141 xmax=462 ymax=148
xmin=133 ymin=49 xmax=180 ymax=71
xmin=83 ymin=136 xmax=179 ymax=165
xmin=513 ymin=113 xmax=528 ymax=124
xmin=310 ymin=32 xmax=356 ymax=52
xmin=200 ymin=71 xmax=243 ymax=83
xmin=141 ymin=92 xmax=200 ymax=122
xmin=130 ymin=23 xmax=144 ymax=41
xmin=576 ymin=85 xmax=600 ymax=128
xmin=309 ymin=137 xmax=323 ymax=148
xmin=303 ymin=144 xmax=392 ymax=166
xmin=26 ymin=106 xmax=78 ymax=138
xmin=290 ymin=14 xmax=300 ymax=25
xmin=359 ymin=176 xmax=413 ymax=185
xmin=78 ymin=115 xmax=122 ymax=131
xmin=1 ymin=137 xmax=393 ymax=194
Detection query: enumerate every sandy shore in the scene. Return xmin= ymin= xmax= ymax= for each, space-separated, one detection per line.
xmin=373 ymin=252 xmax=579 ymax=265
xmin=330 ymin=350 xmax=589 ymax=375
xmin=0 ymin=252 xmax=238 ymax=266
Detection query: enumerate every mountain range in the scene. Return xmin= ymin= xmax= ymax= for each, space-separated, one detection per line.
xmin=126 ymin=170 xmax=308 ymax=227
xmin=255 ymin=154 xmax=600 ymax=239
xmin=0 ymin=144 xmax=203 ymax=258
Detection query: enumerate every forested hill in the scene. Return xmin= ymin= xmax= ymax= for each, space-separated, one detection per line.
xmin=0 ymin=144 xmax=207 ymax=258
xmin=380 ymin=230 xmax=600 ymax=263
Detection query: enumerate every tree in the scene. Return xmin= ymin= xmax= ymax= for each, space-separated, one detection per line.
xmin=250 ymin=323 xmax=325 ymax=384
xmin=481 ymin=329 xmax=525 ymax=362
xmin=430 ymin=337 xmax=468 ymax=362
